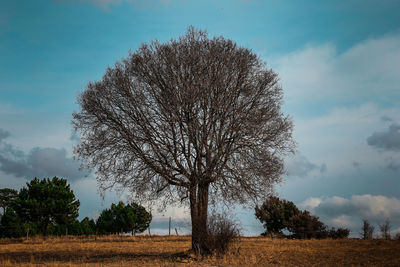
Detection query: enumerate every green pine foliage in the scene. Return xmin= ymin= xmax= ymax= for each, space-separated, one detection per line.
xmin=287 ymin=210 xmax=327 ymax=239
xmin=256 ymin=196 xmax=350 ymax=239
xmin=0 ymin=188 xmax=18 ymax=214
xmin=0 ymin=179 xmax=151 ymax=238
xmin=255 ymin=196 xmax=299 ymax=235
xmin=96 ymin=201 xmax=151 ymax=235
xmin=0 ymin=179 xmax=157 ymax=238
xmin=0 ymin=207 xmax=24 ymax=238
xmin=129 ymin=202 xmax=152 ymax=235
xmin=14 ymin=177 xmax=80 ymax=236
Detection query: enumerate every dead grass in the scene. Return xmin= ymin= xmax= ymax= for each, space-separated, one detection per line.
xmin=0 ymin=235 xmax=399 ymax=266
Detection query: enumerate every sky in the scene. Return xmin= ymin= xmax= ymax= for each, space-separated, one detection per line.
xmin=1 ymin=0 xmax=400 ymax=236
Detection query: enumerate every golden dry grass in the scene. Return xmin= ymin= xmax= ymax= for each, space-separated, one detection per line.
xmin=0 ymin=235 xmax=399 ymax=266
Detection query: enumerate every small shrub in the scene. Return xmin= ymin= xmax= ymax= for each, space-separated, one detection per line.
xmin=206 ymin=213 xmax=240 ymax=256
xmin=394 ymin=233 xmax=400 ymax=240
xmin=287 ymin=210 xmax=327 ymax=239
xmin=328 ymin=227 xmax=350 ymax=239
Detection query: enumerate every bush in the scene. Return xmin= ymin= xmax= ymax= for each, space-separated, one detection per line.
xmin=328 ymin=227 xmax=350 ymax=239
xmin=206 ymin=213 xmax=240 ymax=256
xmin=256 ymin=196 xmax=351 ymax=240
xmin=0 ymin=208 xmax=24 ymax=238
xmin=394 ymin=233 xmax=400 ymax=240
xmin=255 ymin=196 xmax=299 ymax=236
xmin=287 ymin=210 xmax=327 ymax=239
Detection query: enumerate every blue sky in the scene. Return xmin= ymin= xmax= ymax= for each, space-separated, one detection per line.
xmin=1 ymin=0 xmax=400 ymax=236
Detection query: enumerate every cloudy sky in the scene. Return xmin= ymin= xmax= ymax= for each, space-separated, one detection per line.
xmin=1 ymin=0 xmax=400 ymax=236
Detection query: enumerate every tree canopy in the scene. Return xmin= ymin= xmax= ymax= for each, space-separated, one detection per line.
xmin=287 ymin=210 xmax=327 ymax=239
xmin=0 ymin=188 xmax=18 ymax=214
xmin=73 ymin=26 xmax=294 ymax=254
xmin=15 ymin=177 xmax=80 ymax=236
xmin=129 ymin=202 xmax=152 ymax=235
xmin=96 ymin=201 xmax=151 ymax=235
xmin=0 ymin=207 xmax=24 ymax=238
xmin=255 ymin=196 xmax=299 ymax=235
xmin=256 ymin=196 xmax=350 ymax=239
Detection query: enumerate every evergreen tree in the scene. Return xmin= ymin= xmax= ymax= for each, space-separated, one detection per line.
xmin=96 ymin=208 xmax=115 ymax=234
xmin=287 ymin=210 xmax=327 ymax=239
xmin=15 ymin=177 xmax=80 ymax=236
xmin=96 ymin=201 xmax=151 ymax=235
xmin=0 ymin=188 xmax=18 ymax=215
xmin=128 ymin=202 xmax=152 ymax=235
xmin=0 ymin=207 xmax=24 ymax=238
xmin=255 ymin=196 xmax=299 ymax=235
xmin=79 ymin=217 xmax=96 ymax=235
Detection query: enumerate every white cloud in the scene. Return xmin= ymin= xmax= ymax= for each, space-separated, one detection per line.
xmin=299 ymin=195 xmax=400 ymax=235
xmin=292 ymin=103 xmax=400 ymax=172
xmin=273 ymin=34 xmax=400 ymax=105
xmin=329 ymin=214 xmax=358 ymax=230
xmin=298 ymin=197 xmax=322 ymax=213
xmin=150 ymin=204 xmax=190 ymax=222
xmin=350 ymin=195 xmax=400 ymax=222
xmin=270 ymin=36 xmax=400 ymax=182
xmin=0 ymin=138 xmax=88 ymax=182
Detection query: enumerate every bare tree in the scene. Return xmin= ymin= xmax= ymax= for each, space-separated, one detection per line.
xmin=72 ymin=27 xmax=294 ymax=254
xmin=379 ymin=218 xmax=391 ymax=240
xmin=360 ymin=219 xmax=374 ymax=239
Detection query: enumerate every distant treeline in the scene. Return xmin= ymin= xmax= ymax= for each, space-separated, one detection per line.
xmin=0 ymin=177 xmax=151 ymax=238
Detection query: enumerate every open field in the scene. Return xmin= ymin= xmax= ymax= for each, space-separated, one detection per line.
xmin=0 ymin=235 xmax=399 ymax=266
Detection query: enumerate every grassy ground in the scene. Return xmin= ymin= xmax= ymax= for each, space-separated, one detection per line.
xmin=0 ymin=235 xmax=399 ymax=266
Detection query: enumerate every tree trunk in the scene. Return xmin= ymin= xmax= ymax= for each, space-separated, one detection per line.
xmin=43 ymin=219 xmax=50 ymax=238
xmin=190 ymin=183 xmax=210 ymax=255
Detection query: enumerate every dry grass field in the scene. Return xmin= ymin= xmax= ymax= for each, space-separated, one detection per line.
xmin=0 ymin=235 xmax=399 ymax=266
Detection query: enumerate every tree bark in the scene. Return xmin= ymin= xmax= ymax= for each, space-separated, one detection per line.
xmin=190 ymin=182 xmax=210 ymax=255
